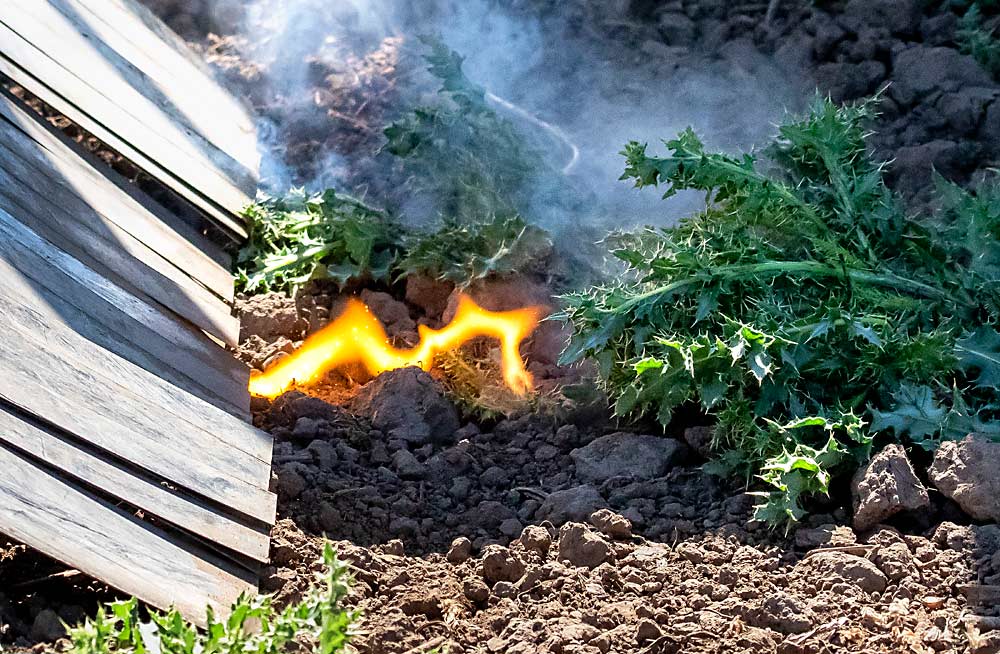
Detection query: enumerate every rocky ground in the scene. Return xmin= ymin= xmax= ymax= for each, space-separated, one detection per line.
xmin=2 ymin=0 xmax=1000 ymax=652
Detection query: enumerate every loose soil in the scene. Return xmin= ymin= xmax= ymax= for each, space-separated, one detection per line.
xmin=3 ymin=1 xmax=1000 ymax=653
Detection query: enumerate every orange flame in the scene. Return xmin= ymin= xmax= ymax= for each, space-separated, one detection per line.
xmin=248 ymin=293 xmax=545 ymax=399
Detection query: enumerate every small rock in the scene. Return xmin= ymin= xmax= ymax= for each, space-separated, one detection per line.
xmin=814 ymin=61 xmax=886 ymax=103
xmin=392 ymin=449 xmax=427 ymax=480
xmin=464 ymin=577 xmax=490 ymax=603
xmin=275 ymin=464 xmax=307 ymax=501
xmin=291 ymin=416 xmax=322 ymax=441
xmin=636 ymin=618 xmax=662 ymax=642
xmin=317 ymin=502 xmax=341 ymax=533
xmin=467 ymin=501 xmax=517 ymax=530
xmin=794 ymin=524 xmax=857 ymax=549
xmin=929 ymin=435 xmax=1000 ymax=521
xmin=481 ymin=545 xmax=527 ymax=584
xmin=306 ymin=439 xmax=337 ymax=470
xmin=360 ymin=290 xmax=414 ymax=333
xmin=796 ymin=551 xmax=888 ymax=593
xmin=890 ymin=46 xmax=994 ymax=107
xmin=350 ymin=367 xmax=460 ymax=446
xmin=558 ymin=523 xmax=612 ymax=569
xmin=405 ymin=274 xmax=454 ymax=319
xmin=480 ymin=466 xmax=511 ymax=487
xmin=843 ymin=0 xmax=921 ymax=35
xmin=30 ymin=609 xmax=65 ymax=642
xmin=384 ymin=539 xmax=405 ymax=556
xmin=682 ymin=426 xmax=714 ymax=459
xmin=518 ymin=525 xmax=553 ymax=556
xmin=852 ymin=444 xmax=929 ymax=531
xmin=500 ymin=518 xmax=525 ymax=539
xmin=537 ymin=485 xmax=608 ymax=525
xmin=589 ymin=509 xmax=632 ymax=540
xmin=571 ymin=433 xmax=684 ymax=483
xmin=447 ymin=537 xmax=473 ymax=564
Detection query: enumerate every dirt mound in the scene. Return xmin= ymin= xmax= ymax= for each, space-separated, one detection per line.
xmin=264 ymin=514 xmax=997 ymax=654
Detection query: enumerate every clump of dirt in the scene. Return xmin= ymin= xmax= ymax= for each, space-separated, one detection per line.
xmin=236 ymin=274 xmax=1000 ymax=654
xmin=265 ymin=515 xmax=999 ymax=654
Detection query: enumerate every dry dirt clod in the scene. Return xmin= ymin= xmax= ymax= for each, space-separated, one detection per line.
xmin=795 ymin=551 xmax=888 ymax=593
xmin=537 ymin=485 xmax=608 ymax=524
xmin=350 ymin=367 xmax=460 ymax=446
xmin=516 ymin=525 xmax=552 ymax=556
xmin=481 ymin=545 xmax=527 ymax=585
xmin=851 ymin=443 xmax=929 ymax=532
xmin=558 ymin=523 xmax=612 ymax=569
xmin=463 ymin=577 xmax=490 ymax=604
xmin=447 ymin=537 xmax=473 ymax=564
xmin=570 ymin=433 xmax=685 ymax=484
xmin=928 ymin=435 xmax=1000 ymax=522
xmin=590 ymin=509 xmax=632 ymax=540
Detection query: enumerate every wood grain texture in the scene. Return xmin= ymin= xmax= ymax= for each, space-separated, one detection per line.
xmin=0 ymin=148 xmax=240 ymax=346
xmin=0 ymin=405 xmax=270 ymax=561
xmin=0 ymin=107 xmax=237 ymax=339
xmin=0 ymin=88 xmax=234 ymax=299
xmin=0 ymin=248 xmax=248 ymax=417
xmin=0 ymin=438 xmax=257 ymax=625
xmin=0 ymin=182 xmax=241 ymax=358
xmin=55 ymin=0 xmax=258 ymax=163
xmin=0 ymin=323 xmax=276 ymax=524
xmin=0 ymin=2 xmax=257 ymax=202
xmin=0 ymin=52 xmax=249 ymax=239
xmin=0 ymin=209 xmax=274 ymax=519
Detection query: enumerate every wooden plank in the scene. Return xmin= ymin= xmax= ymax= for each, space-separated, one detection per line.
xmin=0 ymin=148 xmax=239 ymax=345
xmin=0 ymin=52 xmax=249 ymax=239
xmin=0 ymin=88 xmax=235 ymax=300
xmin=0 ymin=405 xmax=270 ymax=562
xmin=0 ymin=319 xmax=276 ymax=524
xmin=0 ymin=207 xmax=269 ymax=453
xmin=0 ymin=440 xmax=257 ymax=624
xmin=0 ymin=195 xmax=249 ymax=413
xmin=55 ymin=0 xmax=258 ymax=165
xmin=0 ymin=249 xmax=248 ymax=417
xmin=0 ymin=211 xmax=269 ymax=468
xmin=0 ymin=119 xmax=237 ymax=332
xmin=0 ymin=3 xmax=257 ymax=195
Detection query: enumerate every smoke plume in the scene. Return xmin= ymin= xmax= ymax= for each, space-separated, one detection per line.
xmin=224 ymin=0 xmax=805 ymax=235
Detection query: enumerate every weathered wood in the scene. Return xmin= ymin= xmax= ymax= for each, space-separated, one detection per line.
xmin=0 ymin=51 xmax=249 ymax=239
xmin=0 ymin=439 xmax=257 ymax=625
xmin=0 ymin=319 xmax=275 ymax=523
xmin=0 ymin=248 xmax=248 ymax=417
xmin=0 ymin=405 xmax=270 ymax=561
xmin=53 ymin=0 xmax=258 ymax=164
xmin=0 ymin=197 xmax=246 ymax=401
xmin=0 ymin=266 xmax=269 ymax=476
xmin=0 ymin=88 xmax=234 ymax=299
xmin=0 ymin=127 xmax=239 ymax=345
xmin=0 ymin=148 xmax=240 ymax=346
xmin=0 ymin=4 xmax=257 ymax=203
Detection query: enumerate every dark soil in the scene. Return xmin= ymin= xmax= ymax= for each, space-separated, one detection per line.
xmin=3 ymin=1 xmax=1000 ymax=653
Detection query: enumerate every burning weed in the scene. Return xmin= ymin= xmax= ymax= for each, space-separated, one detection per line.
xmin=248 ymin=293 xmax=544 ymax=399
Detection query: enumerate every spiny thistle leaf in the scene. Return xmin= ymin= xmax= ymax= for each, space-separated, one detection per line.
xmin=956 ymin=326 xmax=1000 ymax=388
xmin=561 ymin=93 xmax=1000 ymax=527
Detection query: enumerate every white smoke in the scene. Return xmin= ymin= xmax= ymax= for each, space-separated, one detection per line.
xmin=229 ymin=0 xmax=805 ymax=232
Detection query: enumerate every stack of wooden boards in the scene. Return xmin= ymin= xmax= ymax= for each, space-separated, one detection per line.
xmin=0 ymin=0 xmax=275 ymax=625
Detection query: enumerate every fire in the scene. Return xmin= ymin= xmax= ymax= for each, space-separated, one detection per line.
xmin=248 ymin=293 xmax=545 ymax=399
